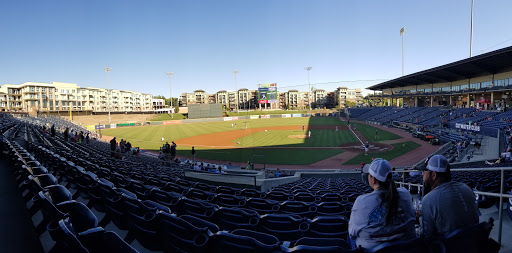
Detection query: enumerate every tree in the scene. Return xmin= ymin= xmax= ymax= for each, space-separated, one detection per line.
xmin=345 ymin=101 xmax=357 ymax=108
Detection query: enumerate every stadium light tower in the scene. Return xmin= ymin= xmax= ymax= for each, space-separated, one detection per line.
xmin=400 ymin=27 xmax=405 ymax=76
xmin=305 ymin=67 xmax=312 ymax=109
xmin=166 ymin=72 xmax=174 ymax=118
xmin=104 ymin=67 xmax=112 ymax=125
xmin=470 ymin=0 xmax=474 ymax=57
xmin=233 ymin=70 xmax=239 ymax=113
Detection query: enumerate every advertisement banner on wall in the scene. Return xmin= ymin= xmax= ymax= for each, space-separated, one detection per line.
xmin=282 ymin=114 xmax=291 ymax=118
xmin=95 ymin=125 xmax=105 ymax=129
xmin=163 ymin=120 xmax=182 ymax=125
xmin=85 ymin=125 xmax=96 ymax=131
xmin=223 ymin=117 xmax=233 ymax=121
xmin=260 ymin=115 xmax=270 ymax=119
xmin=250 ymin=115 xmax=259 ymax=119
xmin=292 ymin=114 xmax=302 ymax=118
xmin=110 ymin=124 xmax=117 ymax=128
xmin=232 ymin=117 xmax=238 ymax=120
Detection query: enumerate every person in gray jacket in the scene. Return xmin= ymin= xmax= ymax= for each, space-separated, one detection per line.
xmin=419 ymin=155 xmax=479 ymax=238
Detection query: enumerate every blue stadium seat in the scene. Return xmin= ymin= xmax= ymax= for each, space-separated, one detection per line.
xmin=213 ymin=207 xmax=259 ymax=231
xmin=294 ymin=237 xmax=350 ymax=248
xmin=177 ymin=198 xmax=218 ymax=220
xmin=441 ymin=218 xmax=494 ymax=253
xmin=158 ymin=211 xmax=212 ymax=253
xmin=257 ymin=214 xmax=310 ymax=241
xmin=364 ymin=237 xmax=432 ymax=253
xmin=280 ymin=201 xmax=317 ymax=218
xmin=210 ymin=230 xmax=280 ymax=253
xmin=245 ymin=197 xmax=280 ymax=214
xmin=305 ymin=216 xmax=349 ymax=238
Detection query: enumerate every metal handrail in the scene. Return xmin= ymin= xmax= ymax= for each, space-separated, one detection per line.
xmin=395 ymin=167 xmax=512 ymax=245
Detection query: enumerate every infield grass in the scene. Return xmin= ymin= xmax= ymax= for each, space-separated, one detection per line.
xmin=342 ymin=141 xmax=421 ymax=165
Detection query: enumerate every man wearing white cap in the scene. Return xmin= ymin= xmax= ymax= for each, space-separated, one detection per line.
xmin=419 ymin=155 xmax=478 ymax=239
xmin=349 ymin=158 xmax=416 ymax=249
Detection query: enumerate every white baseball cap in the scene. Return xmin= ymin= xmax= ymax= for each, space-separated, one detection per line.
xmin=368 ymin=158 xmax=392 ymax=182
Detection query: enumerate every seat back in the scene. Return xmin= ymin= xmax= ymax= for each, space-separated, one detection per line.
xmin=442 ymin=218 xmax=494 ymax=253
xmin=365 ymin=237 xmax=432 ymax=253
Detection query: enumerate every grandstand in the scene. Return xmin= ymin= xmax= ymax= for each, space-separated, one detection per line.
xmin=2 ymin=46 xmax=512 ymax=253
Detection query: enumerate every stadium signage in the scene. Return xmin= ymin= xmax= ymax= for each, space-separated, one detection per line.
xmin=260 ymin=115 xmax=270 ymax=119
xmin=163 ymin=120 xmax=182 ymax=125
xmin=282 ymin=114 xmax=291 ymax=118
xmin=250 ymin=115 xmax=259 ymax=119
xmin=258 ymin=83 xmax=278 ymax=104
xmin=455 ymin=123 xmax=480 ymax=132
xmin=223 ymin=117 xmax=233 ymax=121
xmin=292 ymin=114 xmax=302 ymax=118
xmin=110 ymin=124 xmax=117 ymax=128
xmin=95 ymin=125 xmax=105 ymax=129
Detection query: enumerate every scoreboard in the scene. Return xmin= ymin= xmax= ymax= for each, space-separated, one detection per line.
xmin=258 ymin=83 xmax=278 ymax=104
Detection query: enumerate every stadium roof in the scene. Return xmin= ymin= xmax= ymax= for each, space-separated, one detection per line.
xmin=368 ymin=45 xmax=512 ymax=91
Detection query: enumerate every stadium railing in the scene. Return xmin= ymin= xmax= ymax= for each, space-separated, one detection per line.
xmin=393 ymin=167 xmax=512 ymax=246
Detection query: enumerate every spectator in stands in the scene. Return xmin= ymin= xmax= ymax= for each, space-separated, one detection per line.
xmin=409 ymin=165 xmax=421 ymax=177
xmin=349 ymin=158 xmax=416 ymax=249
xmin=119 ymin=139 xmax=125 ymax=153
xmin=418 ymin=155 xmax=478 ymax=239
xmin=126 ymin=141 xmax=132 ymax=153
xmin=275 ymin=168 xmax=281 ymax=178
xmin=163 ymin=142 xmax=171 ymax=160
xmin=50 ymin=125 xmax=56 ymax=137
xmin=170 ymin=141 xmax=177 ymax=160
xmin=485 ymin=148 xmax=511 ymax=165
xmin=64 ymin=127 xmax=69 ymax=140
xmin=85 ymin=133 xmax=90 ymax=144
xmin=110 ymin=137 xmax=117 ymax=156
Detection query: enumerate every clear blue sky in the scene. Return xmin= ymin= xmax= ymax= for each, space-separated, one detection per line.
xmin=1 ymin=0 xmax=511 ymax=97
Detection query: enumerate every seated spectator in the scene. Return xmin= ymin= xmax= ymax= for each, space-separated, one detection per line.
xmin=349 ymin=159 xmax=416 ymax=249
xmin=409 ymin=165 xmax=421 ymax=177
xmin=275 ymin=168 xmax=281 ymax=178
xmin=418 ymin=155 xmax=478 ymax=239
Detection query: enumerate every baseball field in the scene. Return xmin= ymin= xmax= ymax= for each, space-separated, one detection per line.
xmin=100 ymin=117 xmax=422 ymax=167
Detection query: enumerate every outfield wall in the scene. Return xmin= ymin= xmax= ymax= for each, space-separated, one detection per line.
xmin=90 ymin=113 xmax=334 ymax=130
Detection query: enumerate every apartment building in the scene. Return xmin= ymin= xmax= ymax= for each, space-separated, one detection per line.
xmin=179 ymin=87 xmax=363 ymax=110
xmin=0 ymin=82 xmax=153 ymax=113
xmin=334 ymin=87 xmax=363 ymax=108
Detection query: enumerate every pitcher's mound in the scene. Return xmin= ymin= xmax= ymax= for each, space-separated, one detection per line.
xmin=289 ymin=135 xmax=307 ymax=139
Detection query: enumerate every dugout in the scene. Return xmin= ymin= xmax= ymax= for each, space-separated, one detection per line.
xmin=188 ymin=104 xmax=223 ymax=119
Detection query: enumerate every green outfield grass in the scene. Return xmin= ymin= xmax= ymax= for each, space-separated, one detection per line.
xmin=101 ymin=117 xmax=405 ymax=165
xmin=176 ymin=148 xmax=343 ymax=165
xmin=351 ymin=122 xmax=401 ymax=142
xmin=233 ymin=129 xmax=358 ymax=147
xmin=342 ymin=141 xmax=421 ymax=165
